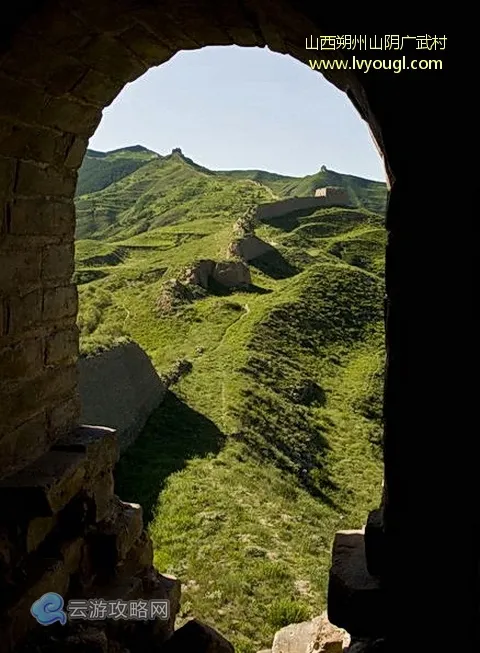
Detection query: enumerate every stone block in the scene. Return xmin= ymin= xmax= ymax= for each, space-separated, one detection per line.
xmin=64 ymin=136 xmax=88 ymax=169
xmin=0 ymin=75 xmax=46 ymax=124
xmin=89 ymin=498 xmax=143 ymax=574
xmin=117 ymin=23 xmax=173 ymax=67
xmin=161 ymin=619 xmax=234 ymax=653
xmin=6 ymin=289 xmax=42 ymax=335
xmin=77 ymin=34 xmax=146 ymax=83
xmin=15 ymin=161 xmax=77 ymax=198
xmin=87 ymin=470 xmax=115 ymax=523
xmin=0 ymin=412 xmax=48 ymax=481
xmin=52 ymin=425 xmax=119 ymax=479
xmin=10 ymin=198 xmax=75 ymax=238
xmin=2 ymin=365 xmax=77 ymax=427
xmin=70 ymin=68 xmax=121 ymax=108
xmin=116 ymin=530 xmax=153 ymax=579
xmin=0 ymin=156 xmax=15 ymax=196
xmin=212 ymin=260 xmax=251 ymax=288
xmin=47 ymin=394 xmax=81 ymax=435
xmin=271 ymin=611 xmax=349 ymax=653
xmin=42 ymin=244 xmax=75 ymax=283
xmin=26 ymin=515 xmax=58 ymax=553
xmin=0 ymin=449 xmax=86 ymax=517
xmin=43 ymin=285 xmax=78 ymax=321
xmin=41 ymin=96 xmax=102 ymax=136
xmin=328 ymin=530 xmax=385 ymax=638
xmin=0 ymin=120 xmax=71 ymax=166
xmin=60 ymin=537 xmax=85 ymax=574
xmin=45 ymin=326 xmax=79 ymax=366
xmin=0 ymin=247 xmax=42 ymax=293
xmin=0 ymin=338 xmax=43 ymax=380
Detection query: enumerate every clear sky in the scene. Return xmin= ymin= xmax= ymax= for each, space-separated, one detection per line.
xmin=89 ymin=45 xmax=386 ymax=182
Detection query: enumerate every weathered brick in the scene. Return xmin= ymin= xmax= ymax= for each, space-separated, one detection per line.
xmin=42 ymin=242 xmax=75 ymax=282
xmin=41 ymin=96 xmax=102 ymax=136
xmin=1 ymin=33 xmax=86 ymax=96
xmin=70 ymin=68 xmax=121 ymax=108
xmin=91 ymin=498 xmax=144 ymax=572
xmin=88 ymin=469 xmax=115 ymax=522
xmin=0 ymin=449 xmax=86 ymax=517
xmin=43 ymin=285 xmax=78 ymax=321
xmin=0 ymin=246 xmax=42 ymax=292
xmin=0 ymin=338 xmax=43 ymax=380
xmin=67 ymin=0 xmax=139 ymax=33
xmin=117 ymin=23 xmax=174 ymax=67
xmin=53 ymin=425 xmax=119 ymax=478
xmin=22 ymin=5 xmax=93 ymax=53
xmin=0 ymin=121 xmax=75 ymax=165
xmin=0 ymin=156 xmax=16 ymax=197
xmin=0 ymin=74 xmax=47 ymax=124
xmin=64 ymin=136 xmax=88 ymax=169
xmin=0 ymin=200 xmax=7 ymax=236
xmin=10 ymin=198 xmax=75 ymax=237
xmin=3 ymin=365 xmax=78 ymax=425
xmin=7 ymin=289 xmax=43 ymax=334
xmin=45 ymin=326 xmax=79 ymax=365
xmin=47 ymin=393 xmax=81 ymax=434
xmin=78 ymin=33 xmax=147 ymax=82
xmin=134 ymin=9 xmax=202 ymax=51
xmin=15 ymin=161 xmax=77 ymax=198
xmin=0 ymin=412 xmax=48 ymax=481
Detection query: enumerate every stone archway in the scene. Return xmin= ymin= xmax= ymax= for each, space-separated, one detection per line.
xmin=1 ymin=4 xmax=463 ymax=653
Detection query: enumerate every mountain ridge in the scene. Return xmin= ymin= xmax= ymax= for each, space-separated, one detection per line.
xmin=75 ymin=146 xmax=388 ymax=241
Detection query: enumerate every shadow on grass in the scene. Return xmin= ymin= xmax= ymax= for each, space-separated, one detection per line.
xmin=249 ymin=250 xmax=298 ymax=280
xmin=207 ymin=278 xmax=273 ymax=297
xmin=114 ymin=390 xmax=225 ymax=523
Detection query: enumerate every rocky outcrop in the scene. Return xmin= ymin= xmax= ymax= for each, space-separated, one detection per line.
xmin=227 ymin=235 xmax=275 ymax=262
xmin=181 ymin=259 xmax=216 ymax=290
xmin=156 ymin=278 xmax=195 ymax=313
xmin=270 ymin=612 xmax=350 ymax=653
xmin=212 ymin=260 xmax=251 ymax=288
xmin=78 ymin=342 xmax=166 ymax=453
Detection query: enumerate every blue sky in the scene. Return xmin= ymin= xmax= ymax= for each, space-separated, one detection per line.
xmin=90 ymin=46 xmax=385 ymax=182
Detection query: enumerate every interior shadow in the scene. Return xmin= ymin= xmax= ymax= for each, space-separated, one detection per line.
xmin=114 ymin=390 xmax=225 ymax=522
xmin=249 ymin=250 xmax=298 ymax=279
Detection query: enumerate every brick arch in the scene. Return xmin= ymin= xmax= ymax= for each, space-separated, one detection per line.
xmin=0 ymin=3 xmax=462 ymax=652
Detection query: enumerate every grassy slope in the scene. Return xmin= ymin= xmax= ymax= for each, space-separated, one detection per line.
xmin=76 ymin=148 xmax=386 ymax=652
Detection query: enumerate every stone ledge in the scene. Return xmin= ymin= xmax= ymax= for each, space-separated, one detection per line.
xmin=328 ymin=530 xmax=385 ymax=638
xmin=0 ymin=449 xmax=86 ymax=516
xmin=52 ymin=424 xmax=119 ymax=479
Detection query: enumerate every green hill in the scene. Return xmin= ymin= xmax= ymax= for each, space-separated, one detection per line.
xmin=75 ymin=146 xmax=387 ymax=653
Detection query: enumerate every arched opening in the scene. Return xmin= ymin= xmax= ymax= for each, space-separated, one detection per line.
xmin=72 ymin=44 xmax=387 ymax=651
xmin=0 ymin=4 xmax=461 ymax=653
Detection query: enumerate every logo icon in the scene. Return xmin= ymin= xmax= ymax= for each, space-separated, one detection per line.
xmin=31 ymin=592 xmax=67 ymax=626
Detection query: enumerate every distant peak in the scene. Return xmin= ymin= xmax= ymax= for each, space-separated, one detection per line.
xmin=171 ymin=147 xmax=184 ymax=156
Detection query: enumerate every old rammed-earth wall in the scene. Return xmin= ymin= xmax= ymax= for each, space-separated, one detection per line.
xmin=256 ymin=193 xmax=351 ymax=220
xmin=78 ymin=342 xmax=166 ymax=453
